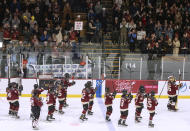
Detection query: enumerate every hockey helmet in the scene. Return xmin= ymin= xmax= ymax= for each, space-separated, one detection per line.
xmin=139 ymin=85 xmax=145 ymax=93
xmin=150 ymin=91 xmax=155 ymax=97
xmin=122 ymin=90 xmax=127 ymax=95
xmin=85 ymin=81 xmax=92 ymax=88
xmin=33 ymin=90 xmax=39 ymax=96
xmin=105 ymin=87 xmax=110 ymax=93
xmin=34 ymin=84 xmax=38 ymax=89
xmin=64 ymin=73 xmax=70 ymax=78
xmin=168 ymin=75 xmax=176 ymax=82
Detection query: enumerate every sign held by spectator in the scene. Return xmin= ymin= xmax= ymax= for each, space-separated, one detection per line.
xmin=74 ymin=21 xmax=83 ymax=30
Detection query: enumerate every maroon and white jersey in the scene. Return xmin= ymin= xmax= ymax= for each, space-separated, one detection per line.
xmin=10 ymin=88 xmax=19 ymax=102
xmin=120 ymin=96 xmax=131 ymax=111
xmin=89 ymin=88 xmax=96 ymax=100
xmin=46 ymin=93 xmax=56 ymax=106
xmin=31 ymin=96 xmax=43 ymax=107
xmin=135 ymin=93 xmax=145 ymax=107
xmin=63 ymin=80 xmax=74 ymax=87
xmin=105 ymin=93 xmax=114 ymax=106
xmin=32 ymin=88 xmax=44 ymax=96
xmin=57 ymin=88 xmax=66 ymax=101
xmin=147 ymin=97 xmax=158 ymax=113
xmin=81 ymin=88 xmax=90 ymax=104
xmin=6 ymin=88 xmax=12 ymax=102
xmin=167 ymin=82 xmax=178 ymax=96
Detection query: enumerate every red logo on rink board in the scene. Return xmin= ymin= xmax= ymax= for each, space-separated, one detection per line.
xmin=106 ymin=80 xmax=158 ymax=93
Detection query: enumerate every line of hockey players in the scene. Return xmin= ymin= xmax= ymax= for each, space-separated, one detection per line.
xmin=5 ymin=74 xmax=182 ymax=129
xmin=80 ymin=81 xmax=158 ymax=128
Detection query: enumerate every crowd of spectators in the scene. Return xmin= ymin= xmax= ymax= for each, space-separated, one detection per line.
xmin=0 ymin=0 xmax=88 ymax=60
xmin=1 ymin=0 xmax=190 ymax=56
xmin=112 ymin=0 xmax=190 ymax=56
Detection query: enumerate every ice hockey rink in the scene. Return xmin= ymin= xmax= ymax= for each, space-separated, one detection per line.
xmin=0 ymin=97 xmax=190 ymax=131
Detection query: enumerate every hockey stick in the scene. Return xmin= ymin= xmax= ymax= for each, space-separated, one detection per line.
xmin=7 ymin=54 xmax=11 ymax=85
xmin=28 ymin=64 xmax=39 ymax=85
xmin=158 ymin=80 xmax=167 ymax=100
xmin=175 ymin=69 xmax=182 ymax=109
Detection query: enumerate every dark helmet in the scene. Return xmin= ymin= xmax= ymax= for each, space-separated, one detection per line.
xmin=8 ymin=83 xmax=13 ymax=88
xmin=122 ymin=90 xmax=127 ymax=95
xmin=33 ymin=90 xmax=39 ymax=96
xmin=139 ymin=85 xmax=145 ymax=93
xmin=85 ymin=81 xmax=92 ymax=88
xmin=150 ymin=91 xmax=155 ymax=97
xmin=105 ymin=87 xmax=110 ymax=93
xmin=49 ymin=87 xmax=55 ymax=93
xmin=64 ymin=73 xmax=70 ymax=78
xmin=34 ymin=84 xmax=38 ymax=89
xmin=12 ymin=82 xmax=18 ymax=88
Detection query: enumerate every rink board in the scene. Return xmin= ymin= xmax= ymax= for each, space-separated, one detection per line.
xmin=0 ymin=79 xmax=190 ymax=98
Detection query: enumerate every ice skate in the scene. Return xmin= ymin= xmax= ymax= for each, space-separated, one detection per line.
xmin=88 ymin=110 xmax=93 ymax=115
xmin=135 ymin=117 xmax=140 ymax=123
xmin=118 ymin=119 xmax=122 ymax=125
xmin=63 ymin=103 xmax=69 ymax=107
xmin=80 ymin=114 xmax=87 ymax=121
xmin=32 ymin=120 xmax=39 ymax=130
xmin=59 ymin=110 xmax=64 ymax=114
xmin=50 ymin=114 xmax=55 ymax=120
xmin=122 ymin=120 xmax=128 ymax=126
xmin=106 ymin=116 xmax=111 ymax=121
xmin=148 ymin=121 xmax=154 ymax=128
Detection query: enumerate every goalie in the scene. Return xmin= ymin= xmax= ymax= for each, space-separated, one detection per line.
xmin=167 ymin=75 xmax=182 ymax=111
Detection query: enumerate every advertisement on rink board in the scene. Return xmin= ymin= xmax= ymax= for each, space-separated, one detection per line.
xmin=27 ymin=64 xmax=92 ymax=78
xmin=158 ymin=81 xmax=190 ymax=96
xmin=106 ymin=80 xmax=158 ymax=93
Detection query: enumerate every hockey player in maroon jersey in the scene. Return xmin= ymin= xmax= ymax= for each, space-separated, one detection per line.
xmin=105 ymin=87 xmax=116 ymax=121
xmin=135 ymin=86 xmax=147 ymax=122
xmin=87 ymin=81 xmax=96 ymax=115
xmin=30 ymin=84 xmax=44 ymax=119
xmin=10 ymin=82 xmax=20 ymax=118
xmin=118 ymin=90 xmax=133 ymax=126
xmin=80 ymin=81 xmax=91 ymax=121
xmin=46 ymin=87 xmax=56 ymax=121
xmin=62 ymin=73 xmax=75 ymax=107
xmin=167 ymin=76 xmax=182 ymax=111
xmin=31 ymin=90 xmax=43 ymax=129
xmin=147 ymin=91 xmax=158 ymax=128
xmin=57 ymin=82 xmax=66 ymax=114
xmin=6 ymin=83 xmax=14 ymax=115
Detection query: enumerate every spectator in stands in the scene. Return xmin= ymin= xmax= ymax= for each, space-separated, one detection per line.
xmin=180 ymin=32 xmax=189 ymax=55
xmin=23 ymin=26 xmax=31 ymax=42
xmin=10 ymin=0 xmax=21 ymax=14
xmin=128 ymin=29 xmax=137 ymax=52
xmin=94 ymin=1 xmax=102 ymax=20
xmin=173 ymin=35 xmax=180 ymax=57
xmin=64 ymin=19 xmax=73 ymax=34
xmin=40 ymin=30 xmax=50 ymax=42
xmin=29 ymin=16 xmax=37 ymax=32
xmin=11 ymin=25 xmax=19 ymax=43
xmin=63 ymin=2 xmax=72 ymax=22
xmin=11 ymin=14 xmax=20 ymax=29
xmin=112 ymin=17 xmax=120 ymax=45
xmin=94 ymin=18 xmax=102 ymax=43
xmin=87 ymin=19 xmax=96 ymax=44
xmin=120 ymin=18 xmax=127 ymax=46
xmin=31 ymin=34 xmax=39 ymax=48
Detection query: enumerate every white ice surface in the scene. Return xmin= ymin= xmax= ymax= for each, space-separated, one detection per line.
xmin=0 ymin=97 xmax=190 ymax=131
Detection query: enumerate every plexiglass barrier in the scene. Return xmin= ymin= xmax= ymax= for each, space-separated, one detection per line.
xmin=0 ymin=52 xmax=189 ymax=80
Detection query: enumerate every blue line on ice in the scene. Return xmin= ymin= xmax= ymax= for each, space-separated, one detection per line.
xmin=97 ymin=98 xmax=116 ymax=131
